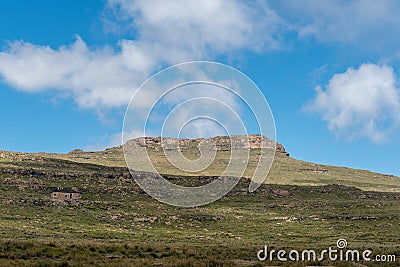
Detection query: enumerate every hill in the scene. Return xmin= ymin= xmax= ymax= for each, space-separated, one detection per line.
xmin=0 ymin=135 xmax=399 ymax=266
xmin=42 ymin=135 xmax=400 ymax=192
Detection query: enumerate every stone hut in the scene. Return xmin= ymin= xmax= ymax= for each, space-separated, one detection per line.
xmin=51 ymin=192 xmax=81 ymax=202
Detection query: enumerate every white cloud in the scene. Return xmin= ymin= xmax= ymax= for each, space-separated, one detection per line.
xmin=307 ymin=63 xmax=400 ymax=143
xmin=0 ymin=0 xmax=284 ymax=111
xmin=106 ymin=0 xmax=284 ymax=56
xmin=273 ymin=0 xmax=400 ymax=48
xmin=0 ymin=37 xmax=154 ymax=109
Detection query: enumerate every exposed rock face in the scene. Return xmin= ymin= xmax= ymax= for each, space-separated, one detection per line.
xmin=125 ymin=134 xmax=289 ymax=155
xmin=68 ymin=149 xmax=84 ymax=155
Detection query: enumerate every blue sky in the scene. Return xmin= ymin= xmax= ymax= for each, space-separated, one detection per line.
xmin=1 ymin=0 xmax=400 ymax=177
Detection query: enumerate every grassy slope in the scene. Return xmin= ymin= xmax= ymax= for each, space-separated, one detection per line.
xmin=47 ymin=146 xmax=400 ymax=193
xmin=0 ymin=147 xmax=399 ymax=266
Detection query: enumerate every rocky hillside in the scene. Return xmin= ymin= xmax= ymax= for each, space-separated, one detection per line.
xmin=2 ymin=135 xmax=399 ymax=192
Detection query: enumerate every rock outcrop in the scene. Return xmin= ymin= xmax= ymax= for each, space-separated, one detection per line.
xmin=125 ymin=134 xmax=289 ymax=155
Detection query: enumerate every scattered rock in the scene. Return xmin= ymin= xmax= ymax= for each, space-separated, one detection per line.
xmin=351 ymin=263 xmax=368 ymax=267
xmin=134 ymin=216 xmax=158 ymax=223
xmin=299 ymin=167 xmax=328 ymax=173
xmin=68 ymin=149 xmax=84 ymax=154
xmin=271 ymin=189 xmax=290 ymax=197
xmin=105 ymin=254 xmax=122 ymax=259
xmin=228 ymin=259 xmax=256 ymax=266
xmin=71 ymin=186 xmax=81 ymax=192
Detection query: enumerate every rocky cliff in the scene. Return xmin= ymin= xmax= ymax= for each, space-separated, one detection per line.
xmin=125 ymin=135 xmax=289 ymax=156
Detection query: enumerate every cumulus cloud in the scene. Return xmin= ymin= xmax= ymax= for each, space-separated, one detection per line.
xmin=273 ymin=0 xmax=400 ymax=48
xmin=307 ymin=63 xmax=400 ymax=143
xmin=0 ymin=0 xmax=284 ymax=110
xmin=0 ymin=37 xmax=154 ymax=109
xmin=106 ymin=0 xmax=284 ymax=56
